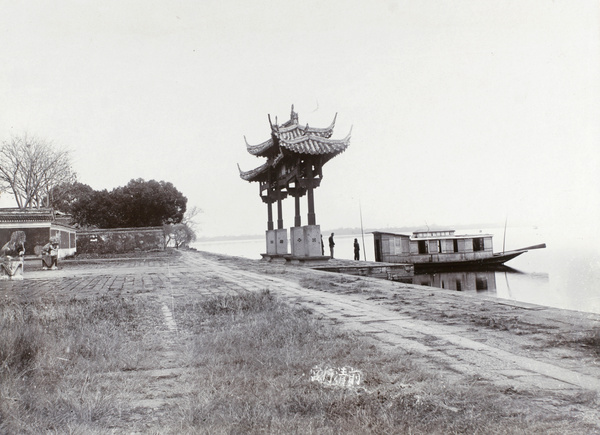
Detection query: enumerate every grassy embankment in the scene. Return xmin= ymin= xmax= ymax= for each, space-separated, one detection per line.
xmin=1 ymin=287 xmax=597 ymax=433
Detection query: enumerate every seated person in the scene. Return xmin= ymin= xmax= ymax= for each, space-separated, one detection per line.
xmin=1 ymin=231 xmax=26 ymax=280
xmin=41 ymin=237 xmax=60 ymax=270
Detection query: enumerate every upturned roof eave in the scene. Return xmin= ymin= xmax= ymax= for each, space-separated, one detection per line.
xmin=278 ymin=130 xmax=351 ymax=156
xmin=244 ymin=136 xmax=277 ymax=157
xmin=238 ymin=152 xmax=284 ymax=182
xmin=238 ymin=162 xmax=270 ymax=182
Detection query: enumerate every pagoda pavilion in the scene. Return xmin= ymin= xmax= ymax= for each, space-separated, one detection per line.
xmin=239 ymin=106 xmax=351 ymax=260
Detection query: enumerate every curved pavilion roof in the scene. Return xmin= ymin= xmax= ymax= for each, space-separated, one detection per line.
xmin=245 ymin=107 xmax=340 ymax=157
xmin=239 ymin=107 xmax=351 ymax=183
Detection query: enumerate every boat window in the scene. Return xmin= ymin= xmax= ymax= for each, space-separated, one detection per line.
xmin=476 ymin=277 xmax=488 ymax=291
xmin=453 ymin=239 xmax=459 ymax=252
xmin=473 ymin=238 xmax=484 ymax=252
xmin=437 ymin=240 xmax=442 ymax=253
xmin=456 ymin=280 xmax=462 ymax=291
xmin=418 ymin=240 xmax=428 ymax=254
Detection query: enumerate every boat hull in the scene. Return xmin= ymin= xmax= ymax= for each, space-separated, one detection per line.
xmin=412 ymin=251 xmax=525 ymax=272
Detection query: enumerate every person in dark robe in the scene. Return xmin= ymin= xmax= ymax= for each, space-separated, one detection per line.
xmin=353 ymin=238 xmax=360 ymax=261
xmin=328 ymin=233 xmax=335 ymax=258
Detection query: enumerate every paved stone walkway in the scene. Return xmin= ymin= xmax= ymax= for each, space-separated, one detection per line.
xmin=182 ymin=253 xmax=600 ymax=392
xmin=4 ymin=250 xmax=600 ymax=429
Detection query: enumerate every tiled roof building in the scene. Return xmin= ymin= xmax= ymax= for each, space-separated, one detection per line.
xmin=0 ymin=208 xmax=76 ymax=258
xmin=238 ymin=106 xmax=351 ymax=259
xmin=240 ymin=107 xmax=350 ymax=183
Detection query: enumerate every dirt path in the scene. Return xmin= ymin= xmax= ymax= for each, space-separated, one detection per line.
xmin=7 ymin=250 xmax=600 ymax=431
xmin=181 ymin=251 xmax=600 ymax=425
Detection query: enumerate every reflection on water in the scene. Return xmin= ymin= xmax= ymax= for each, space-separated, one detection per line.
xmin=413 ymin=270 xmax=498 ymax=293
xmin=413 ymin=268 xmax=550 ymax=295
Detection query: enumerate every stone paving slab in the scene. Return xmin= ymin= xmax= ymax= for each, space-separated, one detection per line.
xmin=3 ymin=250 xmax=600 ymax=404
xmin=180 ymin=251 xmax=600 ymax=395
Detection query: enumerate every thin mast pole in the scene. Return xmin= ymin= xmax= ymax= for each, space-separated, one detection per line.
xmin=502 ymin=216 xmax=508 ymax=254
xmin=360 ymin=200 xmax=367 ymax=261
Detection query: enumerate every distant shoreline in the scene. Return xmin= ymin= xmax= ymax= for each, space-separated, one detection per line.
xmin=195 ymin=222 xmax=505 ymax=243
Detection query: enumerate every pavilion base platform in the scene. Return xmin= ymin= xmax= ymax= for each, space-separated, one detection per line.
xmin=312 ymin=259 xmax=414 ymax=282
xmin=260 ymin=253 xmax=288 ymax=263
xmin=284 ymin=255 xmax=331 ymax=265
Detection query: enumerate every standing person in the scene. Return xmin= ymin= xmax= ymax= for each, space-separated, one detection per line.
xmin=328 ymin=233 xmax=335 ymax=258
xmin=353 ymin=238 xmax=360 ymax=261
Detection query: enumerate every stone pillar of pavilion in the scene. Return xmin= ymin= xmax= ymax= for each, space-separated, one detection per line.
xmin=294 ymin=159 xmax=324 ymax=257
xmin=239 ymin=106 xmax=351 ymax=261
xmin=288 ymin=184 xmax=307 ymax=257
xmin=274 ymin=182 xmax=288 ymax=255
xmin=261 ymin=189 xmax=277 ymax=255
xmin=261 ymin=183 xmax=288 ymax=256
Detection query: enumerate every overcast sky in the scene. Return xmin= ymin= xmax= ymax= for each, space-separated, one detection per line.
xmin=1 ymin=1 xmax=598 ymax=238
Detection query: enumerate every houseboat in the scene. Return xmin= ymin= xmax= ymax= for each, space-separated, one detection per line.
xmin=372 ymin=229 xmax=545 ymax=271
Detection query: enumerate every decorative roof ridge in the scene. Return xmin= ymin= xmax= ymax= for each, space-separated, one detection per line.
xmin=280 ymin=104 xmax=299 ymax=128
xmin=78 ymin=226 xmax=164 ymax=233
xmin=279 ymin=127 xmax=351 ymax=146
xmin=0 ymin=207 xmax=56 ymax=222
xmin=274 ymin=112 xmax=337 ymax=138
xmin=0 ymin=207 xmax=54 ymax=213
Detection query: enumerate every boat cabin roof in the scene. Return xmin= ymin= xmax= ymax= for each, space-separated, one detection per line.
xmin=372 ymin=230 xmax=493 ymax=241
xmin=413 ymin=230 xmax=455 ymax=238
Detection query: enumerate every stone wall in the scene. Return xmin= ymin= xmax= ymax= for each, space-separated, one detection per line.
xmin=76 ymin=227 xmax=165 ymax=255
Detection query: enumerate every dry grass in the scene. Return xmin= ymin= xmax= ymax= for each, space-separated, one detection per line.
xmin=1 ymin=289 xmax=597 ymax=434
xmin=580 ymin=328 xmax=600 ymax=354
xmin=173 ymin=290 xmax=593 ymax=434
xmin=0 ymin=296 xmax=152 ymax=433
xmin=300 ymin=275 xmax=372 ymax=294
xmin=547 ymin=328 xmax=600 ymax=356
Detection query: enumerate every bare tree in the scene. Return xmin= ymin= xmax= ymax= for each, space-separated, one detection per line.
xmin=182 ymin=205 xmax=202 ymax=230
xmin=163 ymin=206 xmax=201 ymax=249
xmin=163 ymin=223 xmax=196 ymax=249
xmin=0 ymin=134 xmax=75 ymax=208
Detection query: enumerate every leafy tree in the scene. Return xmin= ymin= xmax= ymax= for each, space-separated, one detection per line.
xmin=0 ymin=134 xmax=75 ymax=208
xmin=50 ymin=179 xmax=187 ymax=229
xmin=89 ymin=189 xmax=122 ymax=229
xmin=115 ymin=179 xmax=187 ymax=227
xmin=48 ymin=182 xmax=96 ymax=226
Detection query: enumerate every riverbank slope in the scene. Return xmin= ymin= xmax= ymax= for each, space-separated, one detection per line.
xmin=1 ymin=249 xmax=599 ymax=433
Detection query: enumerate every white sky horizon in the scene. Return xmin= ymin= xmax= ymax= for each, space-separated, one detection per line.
xmin=1 ymin=1 xmax=598 ymax=241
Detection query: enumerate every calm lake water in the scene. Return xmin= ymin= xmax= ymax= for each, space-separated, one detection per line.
xmin=192 ymin=226 xmax=600 ymax=315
